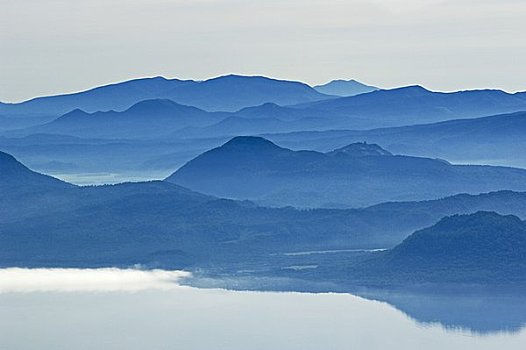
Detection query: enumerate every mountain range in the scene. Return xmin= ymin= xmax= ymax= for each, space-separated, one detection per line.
xmin=2 ymin=77 xmax=526 ymax=135
xmin=167 ymin=136 xmax=526 ymax=207
xmin=14 ymin=99 xmax=346 ymax=140
xmin=0 ymin=75 xmax=331 ymax=116
xmin=170 ymin=86 xmax=526 ymax=135
xmin=1 ymin=77 xmax=525 ymax=179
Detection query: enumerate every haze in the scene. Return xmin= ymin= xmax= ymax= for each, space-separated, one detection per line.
xmin=1 ymin=0 xmax=525 ymax=102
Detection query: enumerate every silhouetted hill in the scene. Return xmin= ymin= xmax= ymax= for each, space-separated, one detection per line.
xmin=0 ymin=75 xmax=331 ymax=116
xmin=166 ymin=136 xmax=526 ymax=207
xmin=270 ymin=212 xmax=526 ymax=291
xmin=390 ymin=211 xmax=526 ymax=264
xmin=346 ymin=212 xmax=526 ymax=286
xmin=314 ymin=79 xmax=378 ymax=96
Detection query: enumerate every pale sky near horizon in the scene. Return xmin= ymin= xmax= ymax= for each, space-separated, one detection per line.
xmin=1 ymin=0 xmax=525 ymax=102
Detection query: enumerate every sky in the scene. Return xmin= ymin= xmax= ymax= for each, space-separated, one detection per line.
xmin=1 ymin=0 xmax=525 ymax=102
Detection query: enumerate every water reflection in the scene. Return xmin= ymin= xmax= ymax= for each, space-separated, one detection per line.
xmin=356 ymin=290 xmax=526 ymax=335
xmin=186 ymin=274 xmax=526 ymax=335
xmin=1 ymin=268 xmax=525 ymax=350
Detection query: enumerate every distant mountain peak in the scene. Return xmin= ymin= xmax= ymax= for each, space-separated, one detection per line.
xmin=324 ymin=79 xmax=369 ymax=85
xmin=327 ymin=142 xmax=393 ymax=157
xmin=221 ymin=136 xmax=283 ymax=151
xmin=212 ymin=74 xmax=268 ymax=80
xmin=64 ymin=108 xmax=89 ymax=116
xmin=53 ymin=108 xmax=91 ymax=122
xmin=204 ymin=74 xmax=308 ymax=87
xmin=314 ymin=79 xmax=378 ymax=97
xmin=386 ymin=85 xmax=432 ymax=96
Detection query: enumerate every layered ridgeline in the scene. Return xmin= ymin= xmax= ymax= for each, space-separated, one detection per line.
xmin=313 ymin=79 xmax=379 ymax=97
xmin=294 ymin=86 xmax=526 ymax=128
xmin=4 ymin=110 xmax=526 ymax=179
xmin=266 ymin=111 xmax=526 ymax=168
xmin=166 ymin=136 xmax=526 ymax=208
xmin=12 ymin=100 xmax=348 ymax=139
xmin=2 ymin=82 xmax=526 ymax=178
xmin=170 ymin=102 xmax=355 ymax=139
xmin=0 ymin=75 xmax=331 ymax=115
xmin=2 ymin=78 xmax=526 ymax=135
xmin=2 ymin=150 xmax=526 ymax=269
xmin=171 ymin=95 xmax=526 ymax=141
xmin=21 ymin=99 xmax=227 ymax=139
xmin=5 ymin=108 xmax=526 ymax=177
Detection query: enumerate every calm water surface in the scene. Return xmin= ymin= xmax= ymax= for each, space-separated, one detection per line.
xmin=0 ymin=268 xmax=524 ymax=350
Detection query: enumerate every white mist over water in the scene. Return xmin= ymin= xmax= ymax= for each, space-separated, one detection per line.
xmin=0 ymin=268 xmax=189 ymax=293
xmin=0 ymin=268 xmax=525 ymax=350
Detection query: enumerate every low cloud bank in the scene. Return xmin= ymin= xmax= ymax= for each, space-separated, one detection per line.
xmin=0 ymin=268 xmax=190 ymax=293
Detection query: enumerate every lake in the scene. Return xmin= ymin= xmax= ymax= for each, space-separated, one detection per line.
xmin=0 ymin=268 xmax=524 ymax=350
